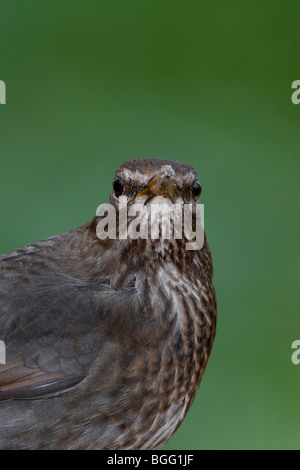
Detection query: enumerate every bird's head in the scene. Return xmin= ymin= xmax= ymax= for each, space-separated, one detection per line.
xmin=109 ymin=158 xmax=202 ymax=207
xmin=94 ymin=158 xmax=204 ymax=261
xmin=92 ymin=158 xmax=207 ymax=287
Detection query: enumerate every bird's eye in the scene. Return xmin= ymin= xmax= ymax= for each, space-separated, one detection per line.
xmin=113 ymin=177 xmax=124 ymax=197
xmin=192 ymin=181 xmax=202 ymax=199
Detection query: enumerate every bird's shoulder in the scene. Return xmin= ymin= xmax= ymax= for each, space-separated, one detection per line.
xmin=0 ymin=230 xmax=139 ymax=401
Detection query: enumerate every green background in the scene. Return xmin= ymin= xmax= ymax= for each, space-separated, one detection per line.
xmin=0 ymin=1 xmax=299 ymax=449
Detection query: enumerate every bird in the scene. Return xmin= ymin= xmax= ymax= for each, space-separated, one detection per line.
xmin=0 ymin=158 xmax=217 ymax=450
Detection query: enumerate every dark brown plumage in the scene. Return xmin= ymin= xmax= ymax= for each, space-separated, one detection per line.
xmin=0 ymin=158 xmax=217 ymax=449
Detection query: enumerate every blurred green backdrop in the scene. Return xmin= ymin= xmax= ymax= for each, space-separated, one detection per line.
xmin=0 ymin=0 xmax=299 ymax=450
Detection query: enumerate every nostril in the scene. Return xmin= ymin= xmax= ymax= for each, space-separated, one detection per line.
xmin=161 ymin=165 xmax=175 ymax=178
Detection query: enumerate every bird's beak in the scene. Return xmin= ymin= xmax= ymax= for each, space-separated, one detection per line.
xmin=135 ymin=165 xmax=182 ymax=203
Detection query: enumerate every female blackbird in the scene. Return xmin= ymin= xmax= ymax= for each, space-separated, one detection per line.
xmin=0 ymin=158 xmax=217 ymax=449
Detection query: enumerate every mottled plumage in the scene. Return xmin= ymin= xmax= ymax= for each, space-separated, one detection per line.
xmin=0 ymin=158 xmax=217 ymax=449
